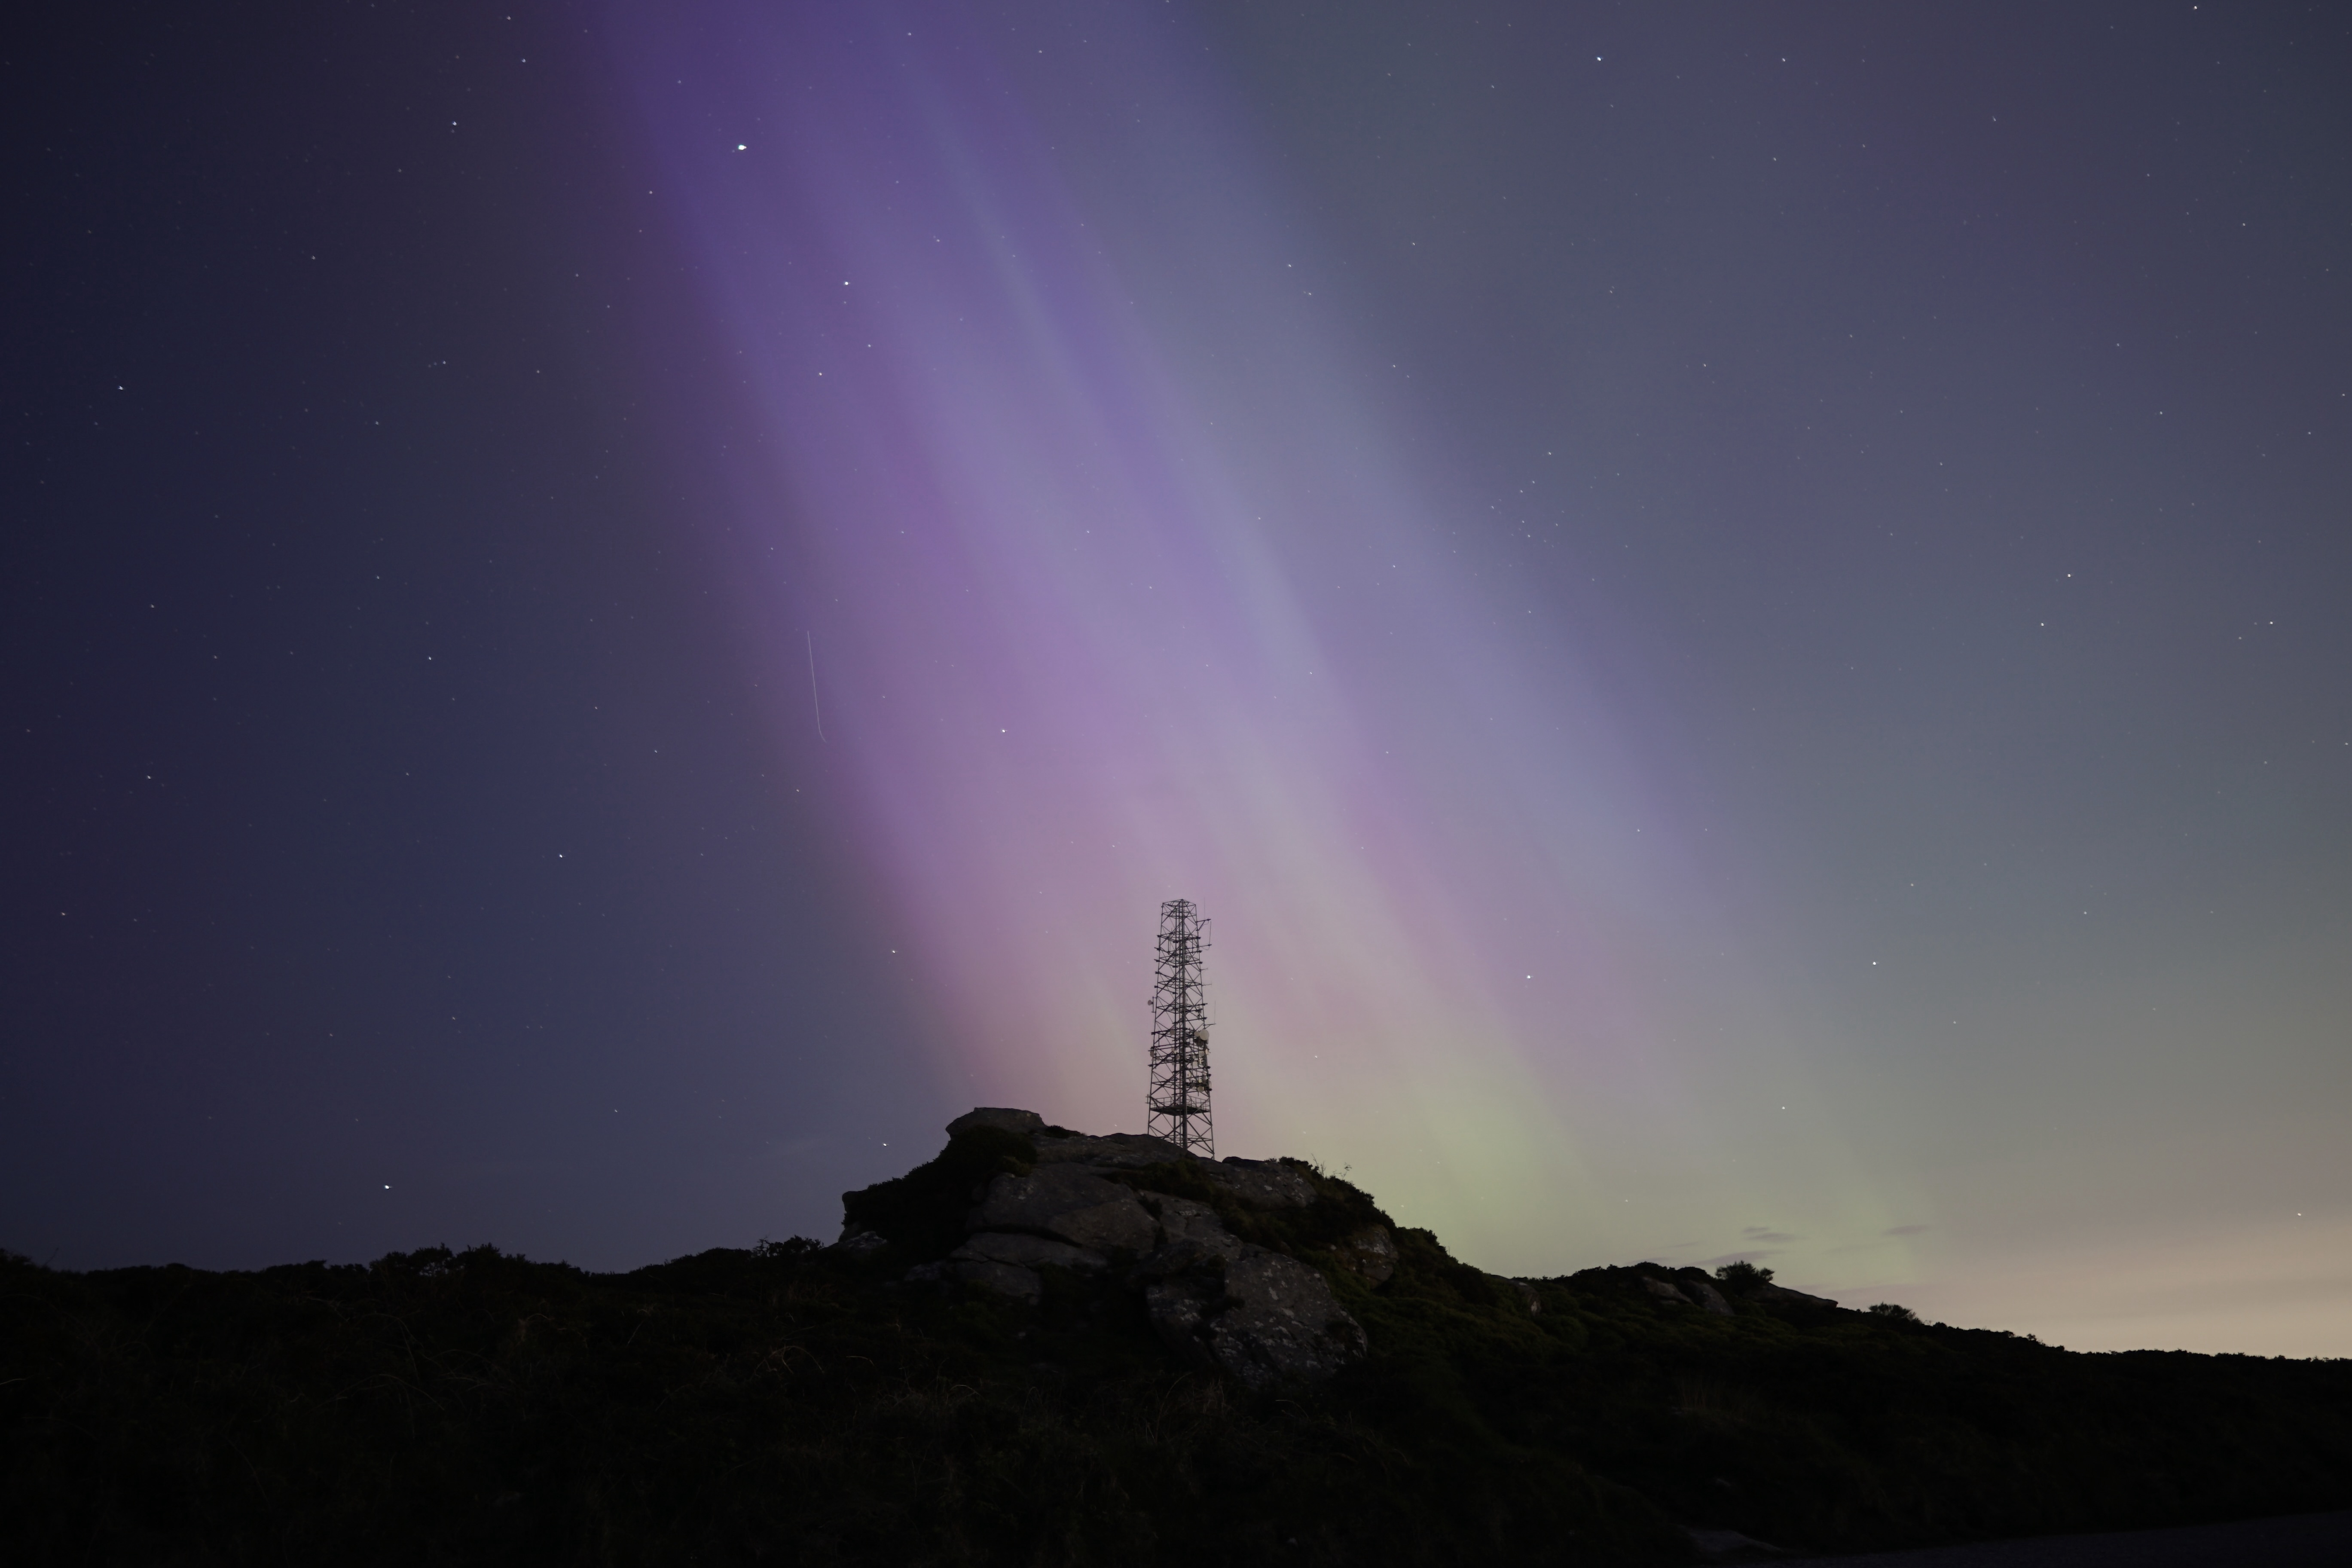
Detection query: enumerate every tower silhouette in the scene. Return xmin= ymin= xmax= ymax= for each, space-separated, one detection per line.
xmin=1146 ymin=899 xmax=1213 ymax=1156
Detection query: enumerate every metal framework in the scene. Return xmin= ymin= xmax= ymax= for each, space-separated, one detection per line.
xmin=1146 ymin=898 xmax=1213 ymax=1156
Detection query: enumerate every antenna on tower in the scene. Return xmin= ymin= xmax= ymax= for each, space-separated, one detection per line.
xmin=1147 ymin=898 xmax=1213 ymax=1157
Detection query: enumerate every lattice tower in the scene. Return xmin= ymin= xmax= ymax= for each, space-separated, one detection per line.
xmin=1146 ymin=898 xmax=1213 ymax=1156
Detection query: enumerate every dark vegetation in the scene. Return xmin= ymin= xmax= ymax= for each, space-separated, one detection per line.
xmin=6 ymin=1131 xmax=2349 ymax=1565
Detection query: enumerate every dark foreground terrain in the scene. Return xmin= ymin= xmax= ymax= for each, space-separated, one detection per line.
xmin=1780 ymin=1508 xmax=2352 ymax=1566
xmin=6 ymin=1119 xmax=2348 ymax=1565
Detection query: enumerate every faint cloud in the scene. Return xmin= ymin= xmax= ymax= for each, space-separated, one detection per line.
xmin=1883 ymin=1224 xmax=1930 ymax=1236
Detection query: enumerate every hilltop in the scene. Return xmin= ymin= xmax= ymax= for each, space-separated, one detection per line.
xmin=4 ymin=1110 xmax=2348 ymax=1565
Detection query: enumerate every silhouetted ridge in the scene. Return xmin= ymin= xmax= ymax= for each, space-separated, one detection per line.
xmin=4 ymin=1108 xmax=2348 ymax=1565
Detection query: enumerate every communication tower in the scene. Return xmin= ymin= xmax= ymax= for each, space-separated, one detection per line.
xmin=1146 ymin=898 xmax=1213 ymax=1156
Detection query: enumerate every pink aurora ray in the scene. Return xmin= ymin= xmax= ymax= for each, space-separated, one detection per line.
xmin=605 ymin=3 xmax=1716 ymax=1255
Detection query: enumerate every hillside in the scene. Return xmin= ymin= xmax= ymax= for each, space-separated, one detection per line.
xmin=5 ymin=1110 xmax=2348 ymax=1565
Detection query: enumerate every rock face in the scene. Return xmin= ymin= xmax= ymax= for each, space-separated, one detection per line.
xmin=834 ymin=1226 xmax=889 ymax=1257
xmin=885 ymin=1107 xmax=1374 ymax=1388
xmin=1332 ymin=1224 xmax=1398 ymax=1286
xmin=968 ymin=1163 xmax=1158 ymax=1254
xmin=1688 ymin=1278 xmax=1735 ymax=1316
xmin=1201 ymin=1156 xmax=1318 ymax=1209
xmin=1121 ymin=1184 xmax=1367 ymax=1385
xmin=1140 ymin=1247 xmax=1368 ymax=1389
xmin=1139 ymin=1192 xmax=1246 ymax=1260
xmin=1031 ymin=1131 xmax=1187 ymax=1168
xmin=1637 ymin=1273 xmax=1736 ymax=1317
xmin=914 ymin=1232 xmax=1114 ymax=1304
xmin=948 ymin=1259 xmax=1043 ymax=1305
xmin=947 ymin=1107 xmax=1049 ymax=1138
xmin=865 ymin=1106 xmax=1854 ymax=1390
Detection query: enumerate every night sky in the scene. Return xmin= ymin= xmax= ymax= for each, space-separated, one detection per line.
xmin=8 ymin=2 xmax=2348 ymax=1357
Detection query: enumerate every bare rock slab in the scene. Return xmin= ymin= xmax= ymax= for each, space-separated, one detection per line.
xmin=968 ymin=1163 xmax=1156 ymax=1255
xmin=952 ymin=1259 xmax=1043 ymax=1305
xmin=1201 ymin=1156 xmax=1318 ymax=1209
xmin=1643 ymin=1275 xmax=1736 ymax=1316
xmin=1142 ymin=1271 xmax=1223 ymax=1347
xmin=1142 ymin=1243 xmax=1367 ymax=1389
xmin=1137 ymin=1192 xmax=1248 ymax=1259
xmin=1031 ymin=1131 xmax=1187 ymax=1168
xmin=1049 ymin=1198 xmax=1158 ymax=1254
xmin=947 ymin=1107 xmax=1048 ymax=1139
xmin=968 ymin=1162 xmax=1125 ymax=1229
xmin=1643 ymin=1276 xmax=1691 ymax=1305
xmin=1207 ymin=1251 xmax=1368 ymax=1387
xmin=833 ymin=1225 xmax=889 ymax=1257
xmin=1332 ymin=1224 xmax=1397 ymax=1285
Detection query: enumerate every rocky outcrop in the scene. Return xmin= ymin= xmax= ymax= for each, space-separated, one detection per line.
xmin=946 ymin=1107 xmax=1049 ymax=1138
xmin=1332 ymin=1224 xmax=1398 ymax=1286
xmin=1136 ymin=1240 xmax=1368 ymax=1389
xmin=968 ymin=1163 xmax=1158 ymax=1253
xmin=1208 ymin=1251 xmax=1366 ymax=1385
xmin=1689 ymin=1278 xmax=1734 ymax=1315
xmin=1031 ymin=1131 xmax=1187 ymax=1168
xmin=834 ymin=1226 xmax=889 ymax=1256
xmin=1641 ymin=1275 xmax=1734 ymax=1316
xmin=1136 ymin=1192 xmax=1247 ymax=1259
xmin=907 ymin=1232 xmax=1114 ymax=1305
xmin=885 ymin=1108 xmax=1373 ymax=1387
xmin=1200 ymin=1156 xmax=1318 ymax=1209
xmin=947 ymin=1258 xmax=1043 ymax=1305
xmin=847 ymin=1107 xmax=1869 ymax=1394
